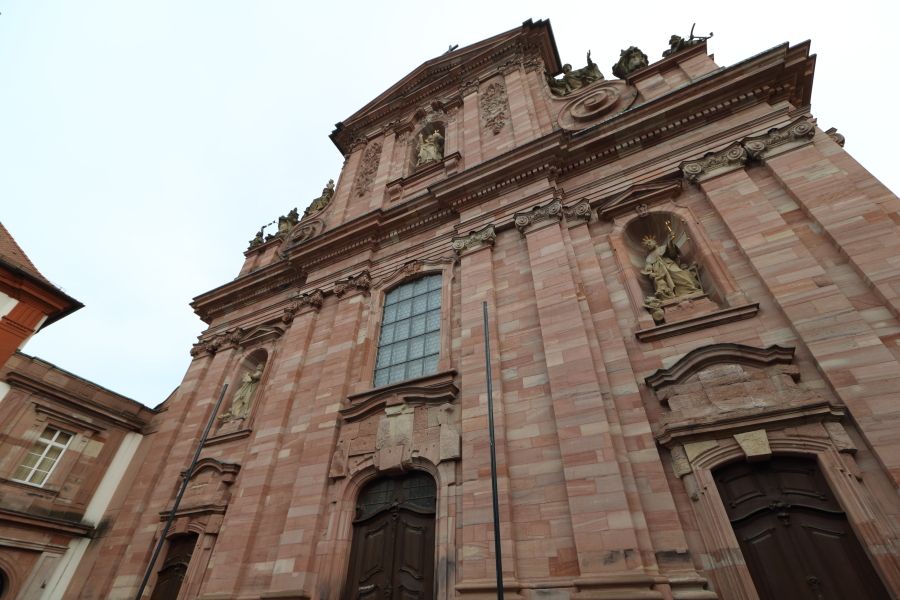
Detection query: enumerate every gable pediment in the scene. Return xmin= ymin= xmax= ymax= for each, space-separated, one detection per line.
xmin=330 ymin=19 xmax=559 ymax=153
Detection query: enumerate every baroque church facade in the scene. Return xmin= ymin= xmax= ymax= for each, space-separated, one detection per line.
xmin=60 ymin=20 xmax=900 ymax=600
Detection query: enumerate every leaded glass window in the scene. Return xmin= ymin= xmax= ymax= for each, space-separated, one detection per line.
xmin=11 ymin=427 xmax=73 ymax=487
xmin=374 ymin=274 xmax=442 ymax=387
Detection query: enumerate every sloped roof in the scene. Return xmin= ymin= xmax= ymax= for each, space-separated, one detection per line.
xmin=330 ymin=19 xmax=560 ymax=153
xmin=0 ymin=222 xmax=53 ymax=286
xmin=0 ymin=221 xmax=82 ymax=326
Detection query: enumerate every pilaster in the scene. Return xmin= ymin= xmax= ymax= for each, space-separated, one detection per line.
xmin=696 ymin=168 xmax=900 ymax=486
xmin=455 ymin=225 xmax=518 ymax=586
xmin=515 ymin=198 xmax=642 ymax=578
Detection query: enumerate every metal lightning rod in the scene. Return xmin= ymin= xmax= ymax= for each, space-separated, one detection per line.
xmin=134 ymin=383 xmax=228 ymax=600
xmin=482 ymin=301 xmax=504 ymax=600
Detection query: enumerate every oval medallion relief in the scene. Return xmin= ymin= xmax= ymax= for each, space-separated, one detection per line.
xmin=556 ymin=80 xmax=638 ymax=131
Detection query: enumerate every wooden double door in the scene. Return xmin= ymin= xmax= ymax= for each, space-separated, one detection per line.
xmin=715 ymin=456 xmax=889 ymax=600
xmin=344 ymin=472 xmax=436 ymax=600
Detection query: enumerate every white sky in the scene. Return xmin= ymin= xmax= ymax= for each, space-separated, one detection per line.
xmin=3 ymin=1 xmax=898 ymax=406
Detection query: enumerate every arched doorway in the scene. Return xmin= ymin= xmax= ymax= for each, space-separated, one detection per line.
xmin=714 ymin=455 xmax=889 ymax=600
xmin=343 ymin=471 xmax=436 ymax=600
xmin=149 ymin=532 xmax=199 ymax=600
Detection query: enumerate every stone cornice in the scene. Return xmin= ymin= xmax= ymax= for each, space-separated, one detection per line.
xmin=680 ymin=116 xmax=817 ymax=182
xmin=191 ymin=261 xmax=306 ymax=324
xmin=4 ymin=372 xmax=153 ymax=432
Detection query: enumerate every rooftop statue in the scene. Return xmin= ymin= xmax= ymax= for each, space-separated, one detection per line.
xmin=662 ymin=24 xmax=713 ymax=57
xmin=612 ymin=46 xmax=649 ymax=79
xmin=546 ymin=51 xmax=604 ymax=96
xmin=304 ymin=179 xmax=335 ymax=216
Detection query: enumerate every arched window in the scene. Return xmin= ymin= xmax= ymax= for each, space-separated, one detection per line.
xmin=374 ymin=275 xmax=442 ymax=387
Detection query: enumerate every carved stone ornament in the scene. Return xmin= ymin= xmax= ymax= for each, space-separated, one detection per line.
xmin=191 ymin=327 xmax=245 ymax=357
xmin=480 ymin=81 xmax=509 ymax=135
xmin=611 ymin=46 xmax=649 ymax=79
xmin=546 ymin=51 xmax=604 ymax=96
xmin=825 ymin=127 xmax=845 ymax=147
xmin=742 ymin=118 xmax=815 ymax=160
xmin=563 ymin=200 xmax=592 ymax=224
xmin=555 ymin=80 xmax=638 ymax=131
xmin=452 ymin=225 xmax=496 ymax=255
xmin=334 ymin=270 xmax=372 ymax=298
xmin=303 ymin=179 xmax=335 ymax=217
xmin=282 ymin=288 xmax=325 ymax=323
xmin=662 ymin=29 xmax=712 ymax=58
xmin=289 ymin=219 xmax=324 ymax=246
xmin=680 ymin=143 xmax=748 ymax=183
xmin=353 ymin=142 xmax=382 ymax=197
xmin=514 ymin=199 xmax=563 ymax=234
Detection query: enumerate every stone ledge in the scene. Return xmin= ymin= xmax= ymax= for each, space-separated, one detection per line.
xmin=203 ymin=428 xmax=252 ymax=447
xmin=636 ymin=303 xmax=759 ymax=343
xmin=342 ymin=369 xmax=458 ymax=422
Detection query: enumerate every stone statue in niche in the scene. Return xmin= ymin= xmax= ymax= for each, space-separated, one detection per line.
xmin=546 ymin=51 xmax=604 ymax=96
xmin=612 ymin=46 xmax=649 ymax=79
xmin=416 ymin=129 xmax=445 ymax=165
xmin=304 ymin=179 xmax=334 ymax=216
xmin=220 ymin=365 xmax=263 ymax=422
xmin=641 ymin=227 xmax=702 ymax=302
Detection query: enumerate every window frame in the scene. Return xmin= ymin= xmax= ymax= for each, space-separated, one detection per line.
xmin=11 ymin=426 xmax=74 ymax=488
xmin=373 ymin=273 xmax=444 ymax=387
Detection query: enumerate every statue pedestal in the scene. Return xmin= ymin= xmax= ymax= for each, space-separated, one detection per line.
xmin=660 ymin=293 xmax=717 ymax=323
xmin=217 ymin=417 xmax=246 ymax=436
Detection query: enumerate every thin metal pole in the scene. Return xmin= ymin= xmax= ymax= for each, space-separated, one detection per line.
xmin=134 ymin=384 xmax=228 ymax=600
xmin=482 ymin=301 xmax=504 ymax=600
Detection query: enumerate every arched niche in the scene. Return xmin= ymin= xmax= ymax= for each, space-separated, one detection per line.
xmin=217 ymin=348 xmax=268 ymax=430
xmin=411 ymin=122 xmax=446 ymax=171
xmin=623 ymin=211 xmax=721 ymax=323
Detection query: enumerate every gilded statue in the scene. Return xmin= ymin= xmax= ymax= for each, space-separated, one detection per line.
xmin=416 ymin=129 xmax=445 ymax=165
xmin=641 ymin=233 xmax=702 ymax=300
xmin=220 ymin=365 xmax=263 ymax=421
xmin=304 ymin=179 xmax=335 ymax=216
xmin=546 ymin=51 xmax=604 ymax=96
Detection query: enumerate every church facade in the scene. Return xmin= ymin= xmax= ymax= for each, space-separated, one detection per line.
xmin=69 ymin=20 xmax=900 ymax=600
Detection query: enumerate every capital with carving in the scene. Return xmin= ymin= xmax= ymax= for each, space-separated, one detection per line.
xmin=681 ymin=143 xmax=748 ymax=183
xmin=742 ymin=117 xmax=815 ymax=160
xmin=514 ymin=199 xmax=563 ymax=234
xmin=452 ymin=225 xmax=496 ymax=256
xmin=282 ymin=288 xmax=325 ymax=323
xmin=563 ymin=200 xmax=592 ymax=225
xmin=334 ymin=271 xmax=372 ymax=298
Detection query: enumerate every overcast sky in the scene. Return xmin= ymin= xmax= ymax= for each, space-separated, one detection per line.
xmin=3 ymin=1 xmax=898 ymax=406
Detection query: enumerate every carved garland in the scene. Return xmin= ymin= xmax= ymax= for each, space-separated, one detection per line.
xmin=353 ymin=142 xmax=382 ymax=197
xmin=479 ymin=81 xmax=509 ymax=135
